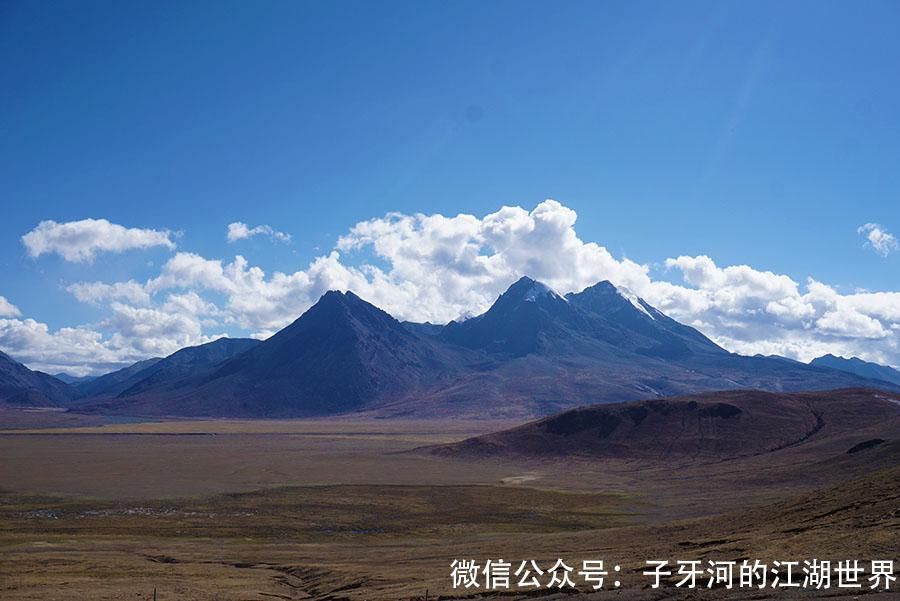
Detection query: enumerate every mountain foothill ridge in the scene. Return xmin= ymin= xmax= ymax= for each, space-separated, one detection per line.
xmin=1 ymin=276 xmax=898 ymax=418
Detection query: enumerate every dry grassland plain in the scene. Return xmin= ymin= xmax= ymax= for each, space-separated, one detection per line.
xmin=1 ymin=413 xmax=898 ymax=601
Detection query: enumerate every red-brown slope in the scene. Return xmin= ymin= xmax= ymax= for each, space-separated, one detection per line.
xmin=435 ymin=388 xmax=900 ymax=462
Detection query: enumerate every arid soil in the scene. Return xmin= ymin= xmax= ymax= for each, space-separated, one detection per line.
xmin=1 ymin=391 xmax=898 ymax=601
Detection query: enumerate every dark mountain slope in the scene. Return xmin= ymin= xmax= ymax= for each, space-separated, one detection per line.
xmin=53 ymin=373 xmax=96 ymax=385
xmin=810 ymin=353 xmax=900 ymax=386
xmin=88 ymin=291 xmax=469 ymax=417
xmin=75 ymin=357 xmax=162 ymax=398
xmin=76 ymin=278 xmax=899 ymax=419
xmin=115 ymin=337 xmax=260 ymax=398
xmin=566 ymin=280 xmax=727 ymax=359
xmin=77 ymin=338 xmax=260 ymax=411
xmin=391 ymin=278 xmax=886 ymax=418
xmin=398 ymin=350 xmax=890 ymax=419
xmin=441 ymin=277 xmax=589 ymax=357
xmin=439 ymin=277 xmax=727 ymax=362
xmin=0 ymin=351 xmax=77 ymax=407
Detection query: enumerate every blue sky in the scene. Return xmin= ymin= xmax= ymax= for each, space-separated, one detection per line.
xmin=1 ymin=1 xmax=899 ymax=374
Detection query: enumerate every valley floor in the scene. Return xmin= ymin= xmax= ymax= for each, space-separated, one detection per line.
xmin=1 ymin=412 xmax=898 ymax=601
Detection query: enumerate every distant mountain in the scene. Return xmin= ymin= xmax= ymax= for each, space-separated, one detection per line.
xmin=78 ymin=338 xmax=260 ymax=405
xmin=441 ymin=277 xmax=588 ymax=357
xmin=810 ymin=354 xmax=900 ymax=386
xmin=441 ymin=277 xmax=726 ymax=361
xmin=566 ymin=280 xmax=726 ymax=359
xmin=83 ymin=293 xmax=464 ymax=417
xmin=54 ymin=373 xmax=96 ymax=385
xmin=0 ymin=351 xmax=77 ymax=407
xmin=75 ymin=357 xmax=163 ymax=398
xmin=401 ymin=321 xmax=444 ymax=337
xmin=753 ymin=354 xmax=803 ymax=365
xmin=77 ymin=278 xmax=899 ymax=419
xmin=115 ymin=337 xmax=261 ymax=398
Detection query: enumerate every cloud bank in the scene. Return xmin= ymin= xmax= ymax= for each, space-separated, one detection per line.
xmin=22 ymin=218 xmax=176 ymax=262
xmin=4 ymin=201 xmax=899 ymax=374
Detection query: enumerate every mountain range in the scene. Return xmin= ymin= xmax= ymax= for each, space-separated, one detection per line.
xmin=70 ymin=338 xmax=260 ymax=409
xmin=1 ymin=276 xmax=898 ymax=418
xmin=52 ymin=373 xmax=96 ymax=385
xmin=810 ymin=353 xmax=900 ymax=386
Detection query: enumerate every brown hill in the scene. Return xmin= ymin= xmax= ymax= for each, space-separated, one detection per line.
xmin=434 ymin=388 xmax=900 ymax=462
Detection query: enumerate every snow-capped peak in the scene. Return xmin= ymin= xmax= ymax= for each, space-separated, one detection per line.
xmin=614 ymin=285 xmax=655 ymax=320
xmin=523 ymin=280 xmax=567 ymax=303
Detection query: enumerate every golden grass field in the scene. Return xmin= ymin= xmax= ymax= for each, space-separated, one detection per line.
xmin=1 ymin=411 xmax=898 ymax=601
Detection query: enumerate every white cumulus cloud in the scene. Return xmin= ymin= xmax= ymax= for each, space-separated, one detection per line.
xmin=227 ymin=222 xmax=291 ymax=243
xmin=66 ymin=280 xmax=152 ymax=306
xmin=652 ymin=258 xmax=899 ymax=363
xmin=858 ymin=223 xmax=898 ymax=257
xmin=22 ymin=218 xmax=176 ymax=262
xmin=0 ymin=317 xmax=154 ymax=376
xmin=0 ymin=301 xmax=220 ymax=376
xmin=8 ymin=200 xmax=900 ymax=375
xmin=0 ymin=296 xmax=21 ymax=318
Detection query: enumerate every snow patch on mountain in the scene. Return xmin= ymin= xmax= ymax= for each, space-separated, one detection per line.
xmin=523 ymin=281 xmax=567 ymax=303
xmin=615 ymin=285 xmax=655 ymax=319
